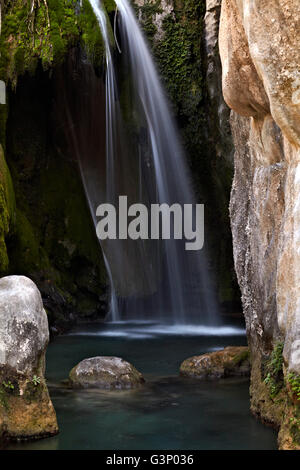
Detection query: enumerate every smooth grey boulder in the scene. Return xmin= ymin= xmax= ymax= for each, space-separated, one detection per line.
xmin=0 ymin=275 xmax=58 ymax=440
xmin=69 ymin=356 xmax=145 ymax=390
xmin=0 ymin=276 xmax=49 ymax=374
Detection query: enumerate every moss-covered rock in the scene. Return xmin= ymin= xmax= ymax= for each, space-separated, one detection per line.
xmin=250 ymin=350 xmax=300 ymax=450
xmin=180 ymin=346 xmax=250 ymax=379
xmin=0 ymin=0 xmax=106 ymax=86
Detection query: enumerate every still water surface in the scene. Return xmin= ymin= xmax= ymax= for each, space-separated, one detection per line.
xmin=7 ymin=321 xmax=277 ymax=450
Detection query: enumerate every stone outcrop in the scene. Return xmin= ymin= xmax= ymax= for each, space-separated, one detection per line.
xmin=180 ymin=346 xmax=250 ymax=379
xmin=0 ymin=275 xmax=58 ymax=440
xmin=69 ymin=357 xmax=145 ymax=390
xmin=219 ymin=0 xmax=300 ymax=449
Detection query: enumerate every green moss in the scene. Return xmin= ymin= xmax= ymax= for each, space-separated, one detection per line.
xmin=24 ymin=377 xmax=45 ymax=404
xmin=8 ymin=208 xmax=49 ymax=275
xmin=38 ymin=158 xmax=104 ymax=272
xmin=78 ymin=0 xmax=105 ymax=71
xmin=287 ymin=373 xmax=300 ymax=402
xmin=0 ymin=147 xmax=16 ymax=223
xmin=263 ymin=342 xmax=284 ymax=398
xmin=0 ymin=106 xmax=12 ymax=272
xmin=137 ymin=0 xmax=205 ymax=125
xmin=133 ymin=0 xmax=162 ymax=43
xmin=133 ymin=0 xmax=209 ymax=196
xmin=103 ymin=0 xmax=116 ymax=14
xmin=232 ymin=349 xmax=250 ymax=366
xmin=0 ymin=372 xmax=19 ymax=410
xmin=0 ymin=0 xmax=106 ymax=86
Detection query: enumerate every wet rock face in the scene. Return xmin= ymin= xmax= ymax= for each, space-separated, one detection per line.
xmin=180 ymin=346 xmax=250 ymax=379
xmin=219 ymin=0 xmax=300 ymax=449
xmin=0 ymin=275 xmax=58 ymax=440
xmin=69 ymin=357 xmax=145 ymax=390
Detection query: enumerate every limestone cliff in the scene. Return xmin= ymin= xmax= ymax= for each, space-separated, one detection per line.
xmin=219 ymin=0 xmax=300 ymax=449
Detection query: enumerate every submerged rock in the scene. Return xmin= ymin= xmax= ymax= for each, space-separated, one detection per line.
xmin=0 ymin=275 xmax=58 ymax=440
xmin=180 ymin=346 xmax=250 ymax=379
xmin=69 ymin=357 xmax=145 ymax=390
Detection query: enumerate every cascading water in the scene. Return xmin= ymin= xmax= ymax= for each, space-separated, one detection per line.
xmin=83 ymin=0 xmax=218 ymax=325
xmin=87 ymin=1 xmax=120 ymax=321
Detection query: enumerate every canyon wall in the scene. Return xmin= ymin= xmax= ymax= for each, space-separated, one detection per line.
xmin=219 ymin=0 xmax=300 ymax=449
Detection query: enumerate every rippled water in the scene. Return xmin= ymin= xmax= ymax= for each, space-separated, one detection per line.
xmin=6 ymin=321 xmax=277 ymax=450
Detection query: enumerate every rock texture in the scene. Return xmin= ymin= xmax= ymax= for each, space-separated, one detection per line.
xmin=204 ymin=0 xmax=233 ymax=164
xmin=0 ymin=275 xmax=58 ymax=440
xmin=219 ymin=0 xmax=300 ymax=449
xmin=69 ymin=357 xmax=145 ymax=390
xmin=180 ymin=346 xmax=250 ymax=379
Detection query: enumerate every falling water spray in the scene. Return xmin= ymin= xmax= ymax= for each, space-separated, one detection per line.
xmin=85 ymin=0 xmax=218 ymax=325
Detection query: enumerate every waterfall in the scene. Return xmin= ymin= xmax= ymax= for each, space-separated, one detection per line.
xmin=84 ymin=0 xmax=218 ymax=325
xmin=87 ymin=1 xmax=120 ymax=321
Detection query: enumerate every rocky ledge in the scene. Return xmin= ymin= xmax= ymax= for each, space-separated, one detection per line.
xmin=180 ymin=346 xmax=250 ymax=379
xmin=69 ymin=357 xmax=145 ymax=390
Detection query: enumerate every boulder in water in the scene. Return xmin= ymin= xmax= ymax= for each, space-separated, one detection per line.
xmin=0 ymin=276 xmax=58 ymax=440
xmin=69 ymin=357 xmax=145 ymax=390
xmin=180 ymin=346 xmax=250 ymax=379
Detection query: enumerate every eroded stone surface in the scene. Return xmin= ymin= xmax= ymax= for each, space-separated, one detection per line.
xmin=69 ymin=357 xmax=145 ymax=390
